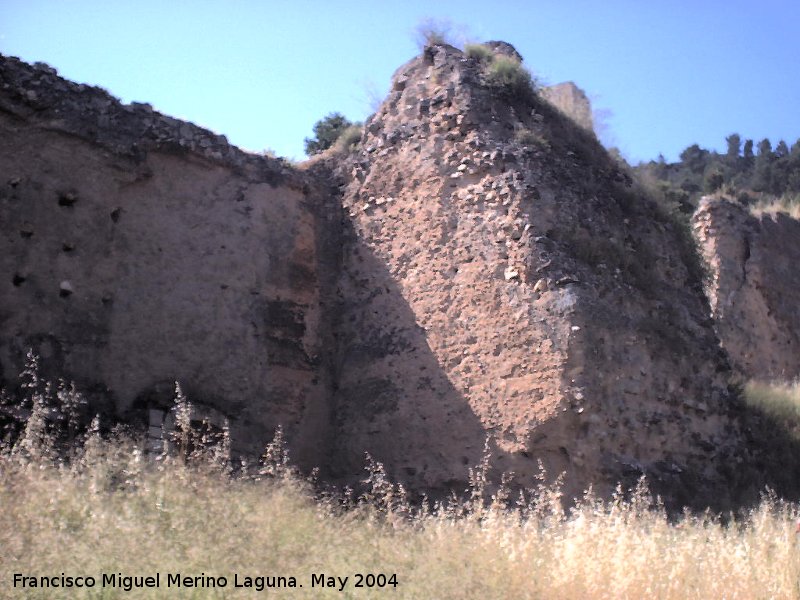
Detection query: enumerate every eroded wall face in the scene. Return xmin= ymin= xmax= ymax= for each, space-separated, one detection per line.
xmin=331 ymin=45 xmax=743 ymax=506
xmin=694 ymin=199 xmax=800 ymax=380
xmin=0 ymin=51 xmax=764 ymax=507
xmin=541 ymin=82 xmax=594 ymax=133
xmin=0 ymin=112 xmax=333 ymax=468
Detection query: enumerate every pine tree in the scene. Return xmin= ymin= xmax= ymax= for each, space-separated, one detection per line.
xmin=303 ymin=113 xmax=354 ymax=155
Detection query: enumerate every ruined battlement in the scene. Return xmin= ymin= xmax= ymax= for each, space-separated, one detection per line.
xmin=4 ymin=43 xmax=796 ymax=508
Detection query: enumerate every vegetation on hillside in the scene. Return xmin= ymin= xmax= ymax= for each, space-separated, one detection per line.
xmin=634 ymin=134 xmax=800 ymax=216
xmin=414 ymin=17 xmax=456 ymax=49
xmin=463 ymin=42 xmax=537 ymax=102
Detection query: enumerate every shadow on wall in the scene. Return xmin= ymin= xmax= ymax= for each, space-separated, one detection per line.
xmin=731 ymin=388 xmax=800 ymax=508
xmin=328 ymin=218 xmax=504 ymax=497
xmin=323 ymin=219 xmax=796 ymax=514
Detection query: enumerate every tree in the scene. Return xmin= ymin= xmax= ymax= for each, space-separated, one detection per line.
xmin=757 ymin=138 xmax=773 ymax=159
xmin=304 ymin=113 xmax=354 ymax=156
xmin=752 ymin=138 xmax=775 ymax=192
xmin=743 ymin=139 xmax=754 ymax=159
xmin=704 ymin=168 xmax=725 ymax=193
xmin=725 ymin=133 xmax=741 ymax=159
xmin=679 ymin=144 xmax=709 ymax=174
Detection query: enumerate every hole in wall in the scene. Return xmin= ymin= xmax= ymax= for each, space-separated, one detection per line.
xmin=59 ymin=281 xmax=74 ymax=298
xmin=58 ymin=191 xmax=78 ymax=207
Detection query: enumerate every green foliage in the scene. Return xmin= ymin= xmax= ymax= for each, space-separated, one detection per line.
xmin=464 ymin=43 xmax=494 ymax=62
xmin=678 ymin=144 xmax=709 ymax=174
xmin=726 ymin=133 xmax=741 ymax=159
xmin=303 ymin=112 xmax=354 ymax=156
xmin=704 ymin=168 xmax=725 ymax=193
xmin=743 ymin=139 xmax=755 ymax=162
xmin=634 ymin=132 xmax=800 ymax=211
xmin=334 ymin=124 xmax=363 ymax=152
xmin=463 ymin=43 xmax=536 ymax=101
xmin=483 ymin=55 xmax=534 ymax=100
xmin=744 ymin=381 xmax=800 ymax=437
xmin=514 ymin=128 xmax=550 ymax=150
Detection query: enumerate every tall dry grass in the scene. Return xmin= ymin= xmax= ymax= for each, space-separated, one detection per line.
xmin=4 ymin=443 xmax=800 ymax=599
xmin=744 ymin=379 xmax=800 ymax=437
xmin=750 ymin=193 xmax=800 ymax=220
xmin=3 ymin=359 xmax=800 ymax=598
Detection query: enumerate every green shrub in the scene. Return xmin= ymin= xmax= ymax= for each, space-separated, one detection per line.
xmin=304 ymin=112 xmax=354 ymax=156
xmin=483 ymin=55 xmax=534 ymax=100
xmin=744 ymin=380 xmax=800 ymax=431
xmin=464 ymin=43 xmax=494 ymax=62
xmin=704 ymin=168 xmax=725 ymax=193
xmin=334 ymin=124 xmax=363 ymax=152
xmin=514 ymin=128 xmax=550 ymax=150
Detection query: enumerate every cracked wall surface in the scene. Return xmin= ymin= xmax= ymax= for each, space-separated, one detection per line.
xmin=693 ymin=198 xmax=800 ymax=380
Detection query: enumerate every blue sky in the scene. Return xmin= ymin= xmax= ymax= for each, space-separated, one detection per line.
xmin=1 ymin=1 xmax=798 ymax=163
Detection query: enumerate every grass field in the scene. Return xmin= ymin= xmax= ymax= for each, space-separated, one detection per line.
xmin=3 ymin=433 xmax=800 ymax=599
xmin=4 ymin=372 xmax=800 ymax=598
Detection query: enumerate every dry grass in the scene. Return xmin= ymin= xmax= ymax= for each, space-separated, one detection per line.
xmin=483 ymin=54 xmax=535 ymax=101
xmin=0 ymin=447 xmax=800 ymax=599
xmin=334 ymin=124 xmax=363 ymax=153
xmin=744 ymin=380 xmax=800 ymax=437
xmin=464 ymin=43 xmax=494 ymax=63
xmin=3 ymin=438 xmax=800 ymax=598
xmin=750 ymin=193 xmax=800 ymax=220
xmin=4 ymin=363 xmax=800 ymax=598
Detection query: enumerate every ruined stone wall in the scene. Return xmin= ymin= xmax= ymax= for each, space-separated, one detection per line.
xmin=541 ymin=82 xmax=594 ymax=133
xmin=1 ymin=49 xmax=764 ymax=507
xmin=0 ymin=55 xmax=341 ymax=468
xmin=693 ymin=198 xmax=800 ymax=381
xmin=332 ymin=44 xmax=744 ymax=506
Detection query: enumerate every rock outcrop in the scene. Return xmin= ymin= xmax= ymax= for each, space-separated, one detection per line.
xmin=0 ymin=45 xmax=764 ymax=508
xmin=693 ymin=198 xmax=800 ymax=381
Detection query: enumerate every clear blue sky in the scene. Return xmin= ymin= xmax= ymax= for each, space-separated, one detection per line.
xmin=2 ymin=1 xmax=798 ymax=163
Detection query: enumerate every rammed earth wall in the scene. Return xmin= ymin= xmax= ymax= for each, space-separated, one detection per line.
xmin=3 ymin=48 xmax=789 ymax=508
xmin=0 ymin=55 xmax=341 ymax=469
xmin=693 ymin=198 xmax=800 ymax=380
